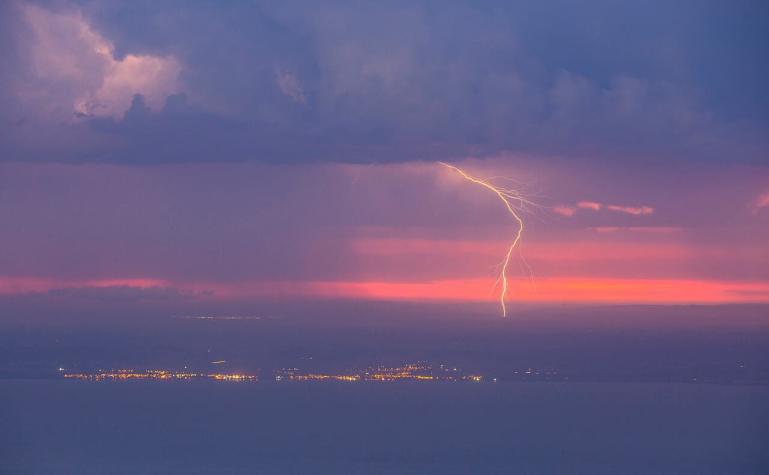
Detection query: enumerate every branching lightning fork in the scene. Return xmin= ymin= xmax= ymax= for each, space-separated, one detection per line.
xmin=440 ymin=162 xmax=535 ymax=317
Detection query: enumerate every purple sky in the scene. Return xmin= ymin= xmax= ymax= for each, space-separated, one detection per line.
xmin=1 ymin=1 xmax=768 ymax=314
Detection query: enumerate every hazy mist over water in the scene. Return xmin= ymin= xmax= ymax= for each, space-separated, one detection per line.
xmin=2 ymin=304 xmax=769 ymax=384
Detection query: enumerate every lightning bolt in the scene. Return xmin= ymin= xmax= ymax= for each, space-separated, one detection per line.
xmin=440 ymin=162 xmax=532 ymax=317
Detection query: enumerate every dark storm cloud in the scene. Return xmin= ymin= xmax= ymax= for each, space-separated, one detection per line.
xmin=2 ymin=0 xmax=768 ymax=164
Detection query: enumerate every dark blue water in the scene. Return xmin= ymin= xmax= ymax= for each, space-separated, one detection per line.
xmin=2 ymin=381 xmax=767 ymax=474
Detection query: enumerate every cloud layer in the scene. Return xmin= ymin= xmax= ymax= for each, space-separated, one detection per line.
xmin=1 ymin=0 xmax=767 ymax=164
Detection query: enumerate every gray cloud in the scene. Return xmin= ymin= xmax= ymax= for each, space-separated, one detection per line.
xmin=1 ymin=0 xmax=767 ymax=164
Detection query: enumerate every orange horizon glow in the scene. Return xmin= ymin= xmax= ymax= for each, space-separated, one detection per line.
xmin=288 ymin=278 xmax=769 ymax=305
xmin=2 ymin=275 xmax=768 ymax=305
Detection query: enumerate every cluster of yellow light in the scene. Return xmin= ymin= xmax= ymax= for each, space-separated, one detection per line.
xmin=209 ymin=373 xmax=257 ymax=381
xmin=276 ymin=363 xmax=483 ymax=383
xmin=368 ymin=372 xmax=435 ymax=381
xmin=440 ymin=162 xmax=535 ymax=317
xmin=63 ymin=369 xmax=256 ymax=382
xmin=64 ymin=364 xmax=485 ymax=384
xmin=367 ymin=363 xmax=434 ymax=381
xmin=278 ymin=373 xmax=361 ymax=382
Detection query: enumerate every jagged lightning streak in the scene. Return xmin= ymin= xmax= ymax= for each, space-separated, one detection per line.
xmin=440 ymin=162 xmax=532 ymax=317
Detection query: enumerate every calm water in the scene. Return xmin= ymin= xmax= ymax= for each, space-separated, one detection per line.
xmin=2 ymin=381 xmax=768 ymax=474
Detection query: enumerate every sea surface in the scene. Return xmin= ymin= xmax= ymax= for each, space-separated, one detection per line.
xmin=2 ymin=380 xmax=768 ymax=474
